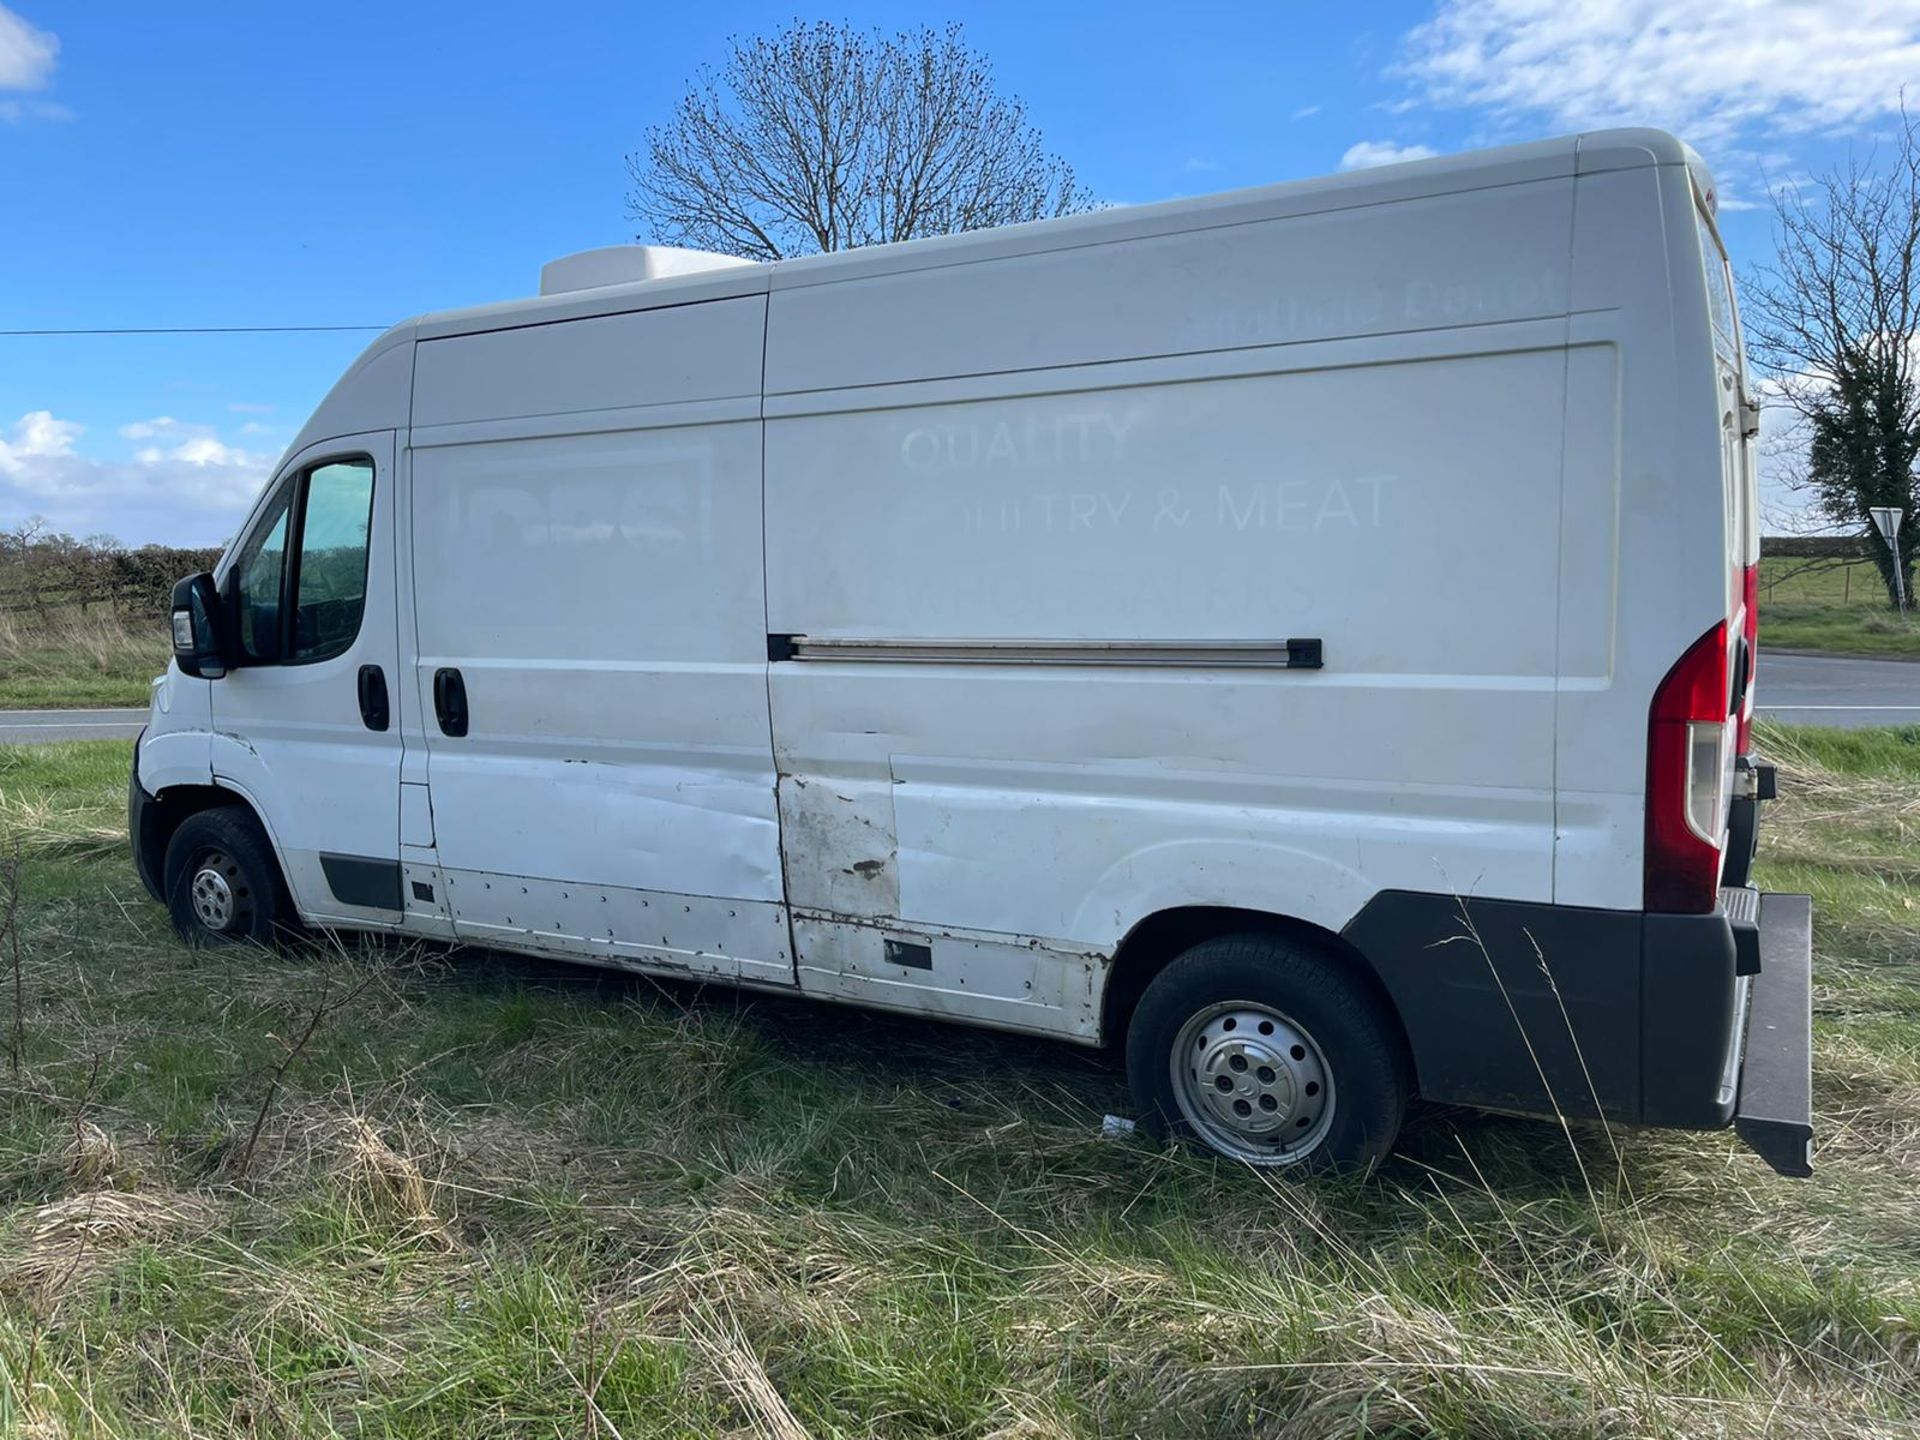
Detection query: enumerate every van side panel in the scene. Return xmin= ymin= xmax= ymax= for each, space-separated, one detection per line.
xmin=766 ymin=180 xmax=1572 ymax=389
xmin=763 ymin=177 xmax=1577 ymax=1034
xmin=411 ymin=301 xmax=765 ymax=431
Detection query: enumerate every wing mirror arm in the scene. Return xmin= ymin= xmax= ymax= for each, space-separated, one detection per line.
xmin=169 ymin=571 xmax=229 ymax=679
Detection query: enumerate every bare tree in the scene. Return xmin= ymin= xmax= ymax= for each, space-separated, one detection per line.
xmin=626 ymin=21 xmax=1093 ymax=261
xmin=1745 ymin=108 xmax=1920 ymax=607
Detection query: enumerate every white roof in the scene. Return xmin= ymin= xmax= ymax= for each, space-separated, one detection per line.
xmin=396 ymin=129 xmax=1705 ymax=346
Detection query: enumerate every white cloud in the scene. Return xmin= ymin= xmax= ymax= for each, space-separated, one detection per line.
xmin=0 ymin=6 xmax=65 ymax=123
xmin=0 ymin=409 xmax=79 ymax=465
xmin=1339 ymin=139 xmax=1440 ymax=170
xmin=168 ymin=435 xmax=250 ymax=467
xmin=1183 ymin=157 xmax=1221 ymax=173
xmin=0 ymin=4 xmax=56 ymax=92
xmin=1292 ymin=104 xmax=1322 ymax=120
xmin=1 ymin=411 xmax=271 ymax=545
xmin=119 ymin=416 xmax=184 ymax=440
xmin=1395 ymin=0 xmax=1920 ymax=153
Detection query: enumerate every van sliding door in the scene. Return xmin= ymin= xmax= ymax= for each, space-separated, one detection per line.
xmin=402 ymin=298 xmax=789 ymax=984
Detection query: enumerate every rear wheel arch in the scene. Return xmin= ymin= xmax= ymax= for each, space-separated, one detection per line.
xmin=1126 ymin=930 xmax=1413 ymax=1170
xmin=1102 ymin=906 xmax=1410 ymax=1067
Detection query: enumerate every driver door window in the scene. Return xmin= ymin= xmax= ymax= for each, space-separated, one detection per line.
xmin=227 ymin=455 xmax=375 ymax=666
xmin=290 ymin=460 xmax=375 ymax=662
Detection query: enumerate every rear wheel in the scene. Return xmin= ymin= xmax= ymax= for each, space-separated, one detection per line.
xmin=1126 ymin=933 xmax=1410 ymax=1172
xmin=162 ymin=808 xmax=293 ymax=947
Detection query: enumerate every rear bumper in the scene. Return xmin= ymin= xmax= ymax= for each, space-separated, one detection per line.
xmin=1342 ymin=884 xmax=1815 ymax=1175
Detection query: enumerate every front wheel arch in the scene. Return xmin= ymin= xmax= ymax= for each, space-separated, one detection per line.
xmin=137 ymin=784 xmax=256 ymax=894
xmin=155 ymin=800 xmax=297 ymax=946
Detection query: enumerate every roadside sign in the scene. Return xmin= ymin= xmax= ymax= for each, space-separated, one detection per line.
xmin=1869 ymin=507 xmax=1907 ymax=616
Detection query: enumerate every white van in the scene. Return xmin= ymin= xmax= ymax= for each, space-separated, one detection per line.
xmin=131 ymin=128 xmax=1812 ymax=1176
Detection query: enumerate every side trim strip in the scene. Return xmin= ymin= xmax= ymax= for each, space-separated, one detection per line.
xmin=768 ymin=636 xmax=1324 ymax=670
xmin=319 ymin=853 xmax=404 ymax=912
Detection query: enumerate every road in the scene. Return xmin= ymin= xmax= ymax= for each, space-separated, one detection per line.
xmin=1756 ymin=652 xmax=1920 ymax=729
xmin=0 ymin=707 xmax=148 ymax=744
xmin=0 ymin=652 xmax=1913 ymax=745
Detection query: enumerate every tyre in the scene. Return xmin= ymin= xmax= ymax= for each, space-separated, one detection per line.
xmin=1125 ymin=932 xmax=1410 ymax=1172
xmin=162 ymin=807 xmax=294 ymax=947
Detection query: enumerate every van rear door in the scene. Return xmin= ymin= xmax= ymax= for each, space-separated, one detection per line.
xmin=1697 ymin=202 xmax=1761 ymax=758
xmin=1699 ymin=203 xmax=1755 ymax=815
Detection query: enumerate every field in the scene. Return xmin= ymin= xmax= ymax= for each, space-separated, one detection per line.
xmin=1760 ymin=555 xmax=1920 ymax=658
xmin=0 ymin=726 xmax=1916 ymax=1437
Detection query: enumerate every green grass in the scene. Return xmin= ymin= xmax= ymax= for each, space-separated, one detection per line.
xmin=0 ymin=612 xmax=167 ymax=709
xmin=0 ymin=728 xmax=1916 ymax=1436
xmin=1761 ymin=555 xmax=1920 ymax=658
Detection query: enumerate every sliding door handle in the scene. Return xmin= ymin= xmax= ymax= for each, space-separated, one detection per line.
xmin=432 ymin=667 xmax=468 ymax=737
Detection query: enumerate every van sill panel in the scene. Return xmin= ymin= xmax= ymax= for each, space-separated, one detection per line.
xmin=319 ymin=854 xmax=404 ymax=913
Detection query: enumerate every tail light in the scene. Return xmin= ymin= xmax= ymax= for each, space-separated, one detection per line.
xmin=1646 ymin=620 xmax=1731 ymax=913
xmin=1735 ymin=564 xmax=1759 ymax=753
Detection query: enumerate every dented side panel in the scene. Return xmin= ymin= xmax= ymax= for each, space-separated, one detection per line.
xmin=775 ymin=773 xmax=898 ymax=918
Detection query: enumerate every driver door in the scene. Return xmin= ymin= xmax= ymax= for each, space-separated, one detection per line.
xmin=211 ymin=431 xmax=406 ymax=927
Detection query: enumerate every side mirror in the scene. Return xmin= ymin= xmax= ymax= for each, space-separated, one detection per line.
xmin=169 ymin=572 xmax=228 ymax=679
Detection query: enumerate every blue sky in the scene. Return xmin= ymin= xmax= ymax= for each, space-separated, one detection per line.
xmin=3 ymin=1 xmax=1918 ymax=545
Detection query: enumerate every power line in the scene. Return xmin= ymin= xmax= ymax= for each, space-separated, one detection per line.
xmin=0 ymin=324 xmax=391 ymax=336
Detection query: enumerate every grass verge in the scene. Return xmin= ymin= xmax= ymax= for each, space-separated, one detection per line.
xmin=0 ymin=726 xmax=1915 ymax=1437
xmin=0 ymin=612 xmax=167 ymax=710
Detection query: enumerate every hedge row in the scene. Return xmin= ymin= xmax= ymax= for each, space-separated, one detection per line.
xmin=1760 ymin=535 xmax=1873 ymax=559
xmin=0 ymin=540 xmax=226 ymax=623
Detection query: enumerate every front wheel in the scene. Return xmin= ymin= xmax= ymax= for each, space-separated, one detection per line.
xmin=1125 ymin=933 xmax=1410 ymax=1172
xmin=162 ymin=808 xmax=293 ymax=947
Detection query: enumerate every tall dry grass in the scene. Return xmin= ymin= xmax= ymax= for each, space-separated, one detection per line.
xmin=0 ymin=609 xmax=169 ymax=709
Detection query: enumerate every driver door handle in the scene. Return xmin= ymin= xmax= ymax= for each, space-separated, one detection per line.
xmin=433 ymin=667 xmax=468 ymax=737
xmin=356 ymin=664 xmax=390 ymax=732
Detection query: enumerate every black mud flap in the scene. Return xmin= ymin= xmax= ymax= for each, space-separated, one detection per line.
xmin=1734 ymin=892 xmax=1814 ymax=1177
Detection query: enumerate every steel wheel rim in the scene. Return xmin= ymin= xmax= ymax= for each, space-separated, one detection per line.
xmin=188 ymin=849 xmax=250 ymax=933
xmin=1170 ymin=1000 xmax=1335 ymax=1164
